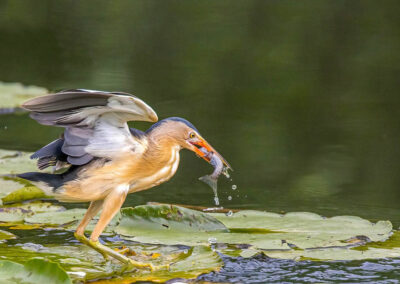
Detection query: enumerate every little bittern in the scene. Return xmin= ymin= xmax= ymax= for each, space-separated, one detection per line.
xmin=18 ymin=89 xmax=230 ymax=270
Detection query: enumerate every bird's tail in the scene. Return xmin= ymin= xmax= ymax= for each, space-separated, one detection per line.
xmin=17 ymin=172 xmax=62 ymax=195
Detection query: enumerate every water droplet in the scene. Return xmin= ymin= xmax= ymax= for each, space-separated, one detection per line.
xmin=4 ymin=126 xmax=7 ymax=130
xmin=228 ymin=195 xmax=232 ymax=201
xmin=232 ymin=184 xmax=237 ymax=190
xmin=214 ymin=196 xmax=220 ymax=206
xmin=223 ymin=168 xmax=230 ymax=178
xmin=183 ymin=249 xmax=188 ymax=254
xmin=226 ymin=210 xmax=233 ymax=217
xmin=208 ymin=237 xmax=217 ymax=244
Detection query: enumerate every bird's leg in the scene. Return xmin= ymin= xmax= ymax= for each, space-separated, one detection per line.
xmin=74 ymin=200 xmax=108 ymax=259
xmin=86 ymin=188 xmax=162 ymax=271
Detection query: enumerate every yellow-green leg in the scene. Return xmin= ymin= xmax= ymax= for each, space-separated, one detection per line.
xmin=74 ymin=232 xmax=157 ymax=270
xmin=74 ymin=191 xmax=168 ymax=271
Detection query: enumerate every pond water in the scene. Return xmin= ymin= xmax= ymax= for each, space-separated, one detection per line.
xmin=0 ymin=1 xmax=400 ymax=282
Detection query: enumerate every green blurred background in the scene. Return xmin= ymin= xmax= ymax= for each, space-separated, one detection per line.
xmin=0 ymin=0 xmax=399 ymax=225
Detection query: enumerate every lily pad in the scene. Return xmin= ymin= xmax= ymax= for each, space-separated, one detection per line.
xmin=1 ymin=185 xmax=51 ymax=204
xmin=0 ymin=81 xmax=47 ymax=110
xmin=0 ymin=242 xmax=222 ymax=283
xmin=0 ymin=229 xmax=15 ymax=243
xmin=260 ymin=245 xmax=400 ymax=261
xmin=0 ymin=212 xmax=25 ymax=223
xmin=118 ymin=204 xmax=228 ymax=233
xmin=0 ymin=202 xmax=65 ymax=224
xmin=0 ymin=149 xmax=39 ymax=175
xmin=0 ymin=177 xmax=51 ymax=205
xmin=115 ymin=205 xmax=394 ymax=256
xmin=0 ymin=259 xmax=71 ymax=284
xmin=25 ymin=208 xmax=87 ymax=226
xmin=24 ymin=207 xmax=120 ymax=233
xmin=1 ymin=201 xmax=64 ymax=214
xmin=93 ymin=246 xmax=223 ymax=283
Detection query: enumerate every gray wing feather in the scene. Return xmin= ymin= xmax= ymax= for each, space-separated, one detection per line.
xmin=67 ymin=153 xmax=93 ymax=165
xmin=22 ymin=91 xmax=112 ymax=112
xmin=24 ymin=89 xmax=156 ymax=169
xmin=64 ymin=127 xmax=93 ymax=145
xmin=31 ymin=138 xmax=64 ymax=159
xmin=30 ymin=110 xmax=85 ymax=126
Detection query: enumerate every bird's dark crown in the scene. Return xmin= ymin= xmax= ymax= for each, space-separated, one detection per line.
xmin=146 ymin=117 xmax=199 ymax=133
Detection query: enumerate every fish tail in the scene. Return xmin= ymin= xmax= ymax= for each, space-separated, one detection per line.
xmin=199 ymin=175 xmax=218 ymax=190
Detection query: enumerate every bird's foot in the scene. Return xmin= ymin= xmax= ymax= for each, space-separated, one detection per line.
xmin=74 ymin=232 xmax=168 ymax=271
xmin=74 ymin=232 xmax=109 ymax=260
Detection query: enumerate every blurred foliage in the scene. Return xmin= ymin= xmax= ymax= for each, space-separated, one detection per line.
xmin=0 ymin=0 xmax=399 ymax=224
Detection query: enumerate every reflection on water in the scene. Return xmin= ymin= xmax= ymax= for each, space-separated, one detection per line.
xmin=199 ymin=254 xmax=400 ymax=283
xmin=1 ymin=1 xmax=400 ymax=282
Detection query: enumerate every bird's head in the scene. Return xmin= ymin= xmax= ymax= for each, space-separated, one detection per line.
xmin=147 ymin=117 xmax=231 ymax=169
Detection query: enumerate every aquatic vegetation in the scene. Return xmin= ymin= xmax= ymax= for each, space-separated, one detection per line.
xmin=0 ymin=259 xmax=71 ymax=284
xmin=0 ymin=152 xmax=400 ymax=282
xmin=0 ymin=82 xmax=47 ymax=111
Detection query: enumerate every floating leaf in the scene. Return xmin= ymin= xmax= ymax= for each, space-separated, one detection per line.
xmin=1 ymin=201 xmax=64 ymax=214
xmin=0 ymin=241 xmax=222 ymax=283
xmin=0 ymin=259 xmax=71 ymax=284
xmin=2 ymin=186 xmax=51 ymax=204
xmin=23 ymin=207 xmax=119 ymax=233
xmin=0 ymin=201 xmax=64 ymax=224
xmin=92 ymin=246 xmax=223 ymax=284
xmin=119 ymin=204 xmax=227 ymax=233
xmin=25 ymin=208 xmax=87 ymax=226
xmin=116 ymin=205 xmax=393 ymax=255
xmin=0 ymin=81 xmax=47 ymax=110
xmin=0 ymin=178 xmax=22 ymax=204
xmin=0 ymin=149 xmax=39 ymax=175
xmin=0 ymin=212 xmax=25 ymax=223
xmin=0 ymin=229 xmax=15 ymax=243
xmin=260 ymin=245 xmax=400 ymax=261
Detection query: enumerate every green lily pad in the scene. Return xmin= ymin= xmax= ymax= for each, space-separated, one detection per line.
xmin=115 ymin=205 xmax=393 ymax=256
xmin=23 ymin=207 xmax=120 ymax=233
xmin=0 ymin=229 xmax=15 ymax=243
xmin=98 ymin=246 xmax=223 ymax=283
xmin=0 ymin=81 xmax=47 ymax=109
xmin=212 ymin=211 xmax=392 ymax=242
xmin=2 ymin=185 xmax=51 ymax=204
xmin=1 ymin=201 xmax=64 ymax=214
xmin=0 ymin=259 xmax=71 ymax=284
xmin=0 ymin=241 xmax=222 ymax=282
xmin=0 ymin=212 xmax=25 ymax=223
xmin=0 ymin=178 xmax=24 ymax=206
xmin=119 ymin=204 xmax=228 ymax=233
xmin=25 ymin=208 xmax=87 ymax=226
xmin=0 ymin=202 xmax=65 ymax=224
xmin=260 ymin=245 xmax=400 ymax=261
xmin=0 ymin=149 xmax=39 ymax=175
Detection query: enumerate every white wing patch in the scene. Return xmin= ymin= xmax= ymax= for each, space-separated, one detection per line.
xmin=85 ymin=114 xmax=146 ymax=159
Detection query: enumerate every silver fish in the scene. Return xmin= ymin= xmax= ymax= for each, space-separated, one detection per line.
xmin=198 ymin=148 xmax=227 ymax=205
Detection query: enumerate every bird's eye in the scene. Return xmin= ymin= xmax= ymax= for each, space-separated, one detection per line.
xmin=189 ymin=132 xmax=196 ymax=139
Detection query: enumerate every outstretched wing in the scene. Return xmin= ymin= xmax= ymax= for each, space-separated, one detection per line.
xmin=22 ymin=89 xmax=157 ymax=169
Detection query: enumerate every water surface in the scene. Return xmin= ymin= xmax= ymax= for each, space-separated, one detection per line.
xmin=0 ymin=1 xmax=399 ymax=282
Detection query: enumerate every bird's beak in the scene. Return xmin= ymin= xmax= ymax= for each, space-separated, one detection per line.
xmin=190 ymin=136 xmax=232 ymax=170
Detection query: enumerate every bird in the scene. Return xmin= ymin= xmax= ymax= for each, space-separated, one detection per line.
xmin=17 ymin=89 xmax=231 ymax=270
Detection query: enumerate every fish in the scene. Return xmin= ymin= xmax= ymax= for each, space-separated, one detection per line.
xmin=198 ymin=147 xmax=227 ymax=206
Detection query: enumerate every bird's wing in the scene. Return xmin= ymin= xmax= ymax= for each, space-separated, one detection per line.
xmin=23 ymin=89 xmax=157 ymax=168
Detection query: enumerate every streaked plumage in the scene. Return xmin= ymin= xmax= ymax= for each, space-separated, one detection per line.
xmin=17 ymin=89 xmax=230 ymax=268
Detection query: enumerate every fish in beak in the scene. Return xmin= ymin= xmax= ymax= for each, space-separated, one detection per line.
xmin=189 ymin=135 xmax=232 ymax=206
xmin=190 ymin=135 xmax=232 ymax=171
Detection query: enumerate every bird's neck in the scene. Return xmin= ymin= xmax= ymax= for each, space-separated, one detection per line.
xmin=124 ymin=133 xmax=181 ymax=192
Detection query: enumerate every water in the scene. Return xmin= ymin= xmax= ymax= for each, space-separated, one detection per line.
xmin=199 ymin=254 xmax=400 ymax=283
xmin=1 ymin=1 xmax=400 ymax=282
